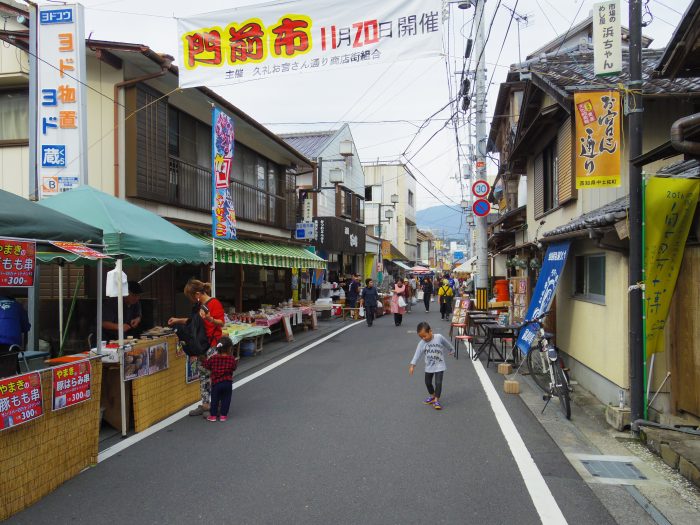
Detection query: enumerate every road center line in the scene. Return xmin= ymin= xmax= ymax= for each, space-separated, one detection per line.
xmin=470 ymin=357 xmax=568 ymax=525
xmin=98 ymin=321 xmax=363 ymax=464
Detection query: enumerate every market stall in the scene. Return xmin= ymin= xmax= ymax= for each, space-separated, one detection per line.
xmin=0 ymin=189 xmax=107 ymax=521
xmin=40 ymin=186 xmax=212 ymax=437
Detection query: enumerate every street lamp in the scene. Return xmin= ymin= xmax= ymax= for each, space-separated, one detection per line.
xmin=384 ymin=207 xmax=394 ymax=219
xmin=390 ymin=193 xmax=399 ymax=205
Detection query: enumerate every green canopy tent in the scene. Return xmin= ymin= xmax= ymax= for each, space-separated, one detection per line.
xmin=0 ymin=189 xmax=106 ymax=369
xmin=0 ymin=189 xmax=102 ymax=243
xmin=39 ymin=185 xmax=212 ymax=436
xmin=38 ymin=186 xmax=211 ymax=264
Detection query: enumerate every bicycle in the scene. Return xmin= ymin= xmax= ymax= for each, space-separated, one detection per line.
xmin=518 ymin=313 xmax=571 ymax=420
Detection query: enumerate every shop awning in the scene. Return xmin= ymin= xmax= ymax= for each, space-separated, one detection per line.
xmin=393 ymin=261 xmax=412 ymax=271
xmin=454 ymin=256 xmax=477 ymax=274
xmin=203 ymin=236 xmax=327 ymax=269
xmin=40 ymin=186 xmax=211 ymax=265
xmin=0 ymin=189 xmax=102 ymax=243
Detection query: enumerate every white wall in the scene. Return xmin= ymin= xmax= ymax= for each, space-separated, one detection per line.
xmin=317 ymin=125 xmax=365 ymax=217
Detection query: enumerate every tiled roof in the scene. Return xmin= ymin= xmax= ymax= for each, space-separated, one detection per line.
xmin=543 ymin=196 xmax=629 ymax=238
xmin=528 ymin=48 xmax=700 ymax=97
xmin=278 ymin=130 xmax=338 ymax=159
xmin=656 ymin=159 xmax=700 ymax=177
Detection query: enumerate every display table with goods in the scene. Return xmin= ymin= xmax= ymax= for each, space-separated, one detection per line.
xmin=0 ymin=354 xmax=103 ymax=520
xmin=222 ymin=322 xmax=272 ymax=357
xmin=100 ymin=331 xmax=199 ymax=433
xmin=229 ymin=303 xmax=318 ymax=344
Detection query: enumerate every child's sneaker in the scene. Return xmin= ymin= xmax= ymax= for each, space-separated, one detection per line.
xmin=423 ymin=396 xmax=436 ymax=405
xmin=206 ymin=416 xmax=217 ymax=422
xmin=219 ymin=416 xmax=228 ymax=422
xmin=433 ymin=401 xmax=443 ymax=410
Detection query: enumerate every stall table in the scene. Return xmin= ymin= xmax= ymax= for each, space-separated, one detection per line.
xmin=472 ymin=323 xmax=519 ymax=368
xmin=101 ymin=334 xmax=199 ymax=433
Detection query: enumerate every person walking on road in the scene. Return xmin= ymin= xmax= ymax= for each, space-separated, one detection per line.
xmin=438 ymin=279 xmax=454 ymax=321
xmin=168 ymin=279 xmax=225 ymax=419
xmin=403 ymin=277 xmax=413 ymax=312
xmin=203 ymin=336 xmax=237 ymax=422
xmin=390 ymin=281 xmax=407 ymax=326
xmin=421 ymin=277 xmax=433 ymax=312
xmin=347 ymin=274 xmax=361 ymax=318
xmin=409 ymin=322 xmax=455 ymax=410
xmin=360 ymin=278 xmax=379 ymax=327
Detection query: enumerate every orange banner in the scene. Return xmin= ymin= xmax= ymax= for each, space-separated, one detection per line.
xmin=574 ymin=91 xmax=621 ymax=189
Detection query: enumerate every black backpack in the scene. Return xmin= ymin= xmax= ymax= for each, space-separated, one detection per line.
xmin=178 ymin=309 xmax=210 ymax=356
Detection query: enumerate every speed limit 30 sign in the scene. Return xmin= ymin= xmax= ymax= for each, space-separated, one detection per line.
xmin=472 ymin=179 xmax=491 ymax=198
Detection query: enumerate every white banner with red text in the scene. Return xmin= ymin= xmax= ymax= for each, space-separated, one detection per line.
xmin=177 ymin=0 xmax=443 ymax=88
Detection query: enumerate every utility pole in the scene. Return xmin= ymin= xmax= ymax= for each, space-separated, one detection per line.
xmin=473 ymin=0 xmax=489 ymax=294
xmin=628 ymin=0 xmax=644 ymax=427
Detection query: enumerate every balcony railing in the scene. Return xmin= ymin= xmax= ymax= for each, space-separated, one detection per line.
xmin=168 ymin=156 xmax=210 ymax=211
xmin=161 ymin=155 xmax=292 ymax=229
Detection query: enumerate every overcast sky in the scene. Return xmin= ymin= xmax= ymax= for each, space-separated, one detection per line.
xmin=69 ymin=0 xmax=689 ymax=213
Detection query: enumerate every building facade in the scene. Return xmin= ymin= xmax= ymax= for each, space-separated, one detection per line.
xmin=363 ymin=162 xmax=417 ymax=264
xmin=281 ymin=125 xmax=366 ymax=279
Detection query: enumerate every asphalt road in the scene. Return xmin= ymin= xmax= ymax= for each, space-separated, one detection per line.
xmin=9 ymin=308 xmax=616 ymax=524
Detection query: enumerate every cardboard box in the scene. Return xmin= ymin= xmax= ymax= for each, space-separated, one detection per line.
xmin=504 ymin=379 xmax=520 ymax=394
xmin=497 ymin=363 xmax=513 ymax=375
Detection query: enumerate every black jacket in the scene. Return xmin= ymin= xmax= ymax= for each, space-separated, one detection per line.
xmin=360 ymin=286 xmax=379 ymax=307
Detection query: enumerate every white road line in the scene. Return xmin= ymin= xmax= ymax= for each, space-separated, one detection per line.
xmin=98 ymin=321 xmax=363 ymax=463
xmin=470 ymin=358 xmax=568 ymax=525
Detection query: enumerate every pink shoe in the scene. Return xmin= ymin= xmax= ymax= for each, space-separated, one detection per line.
xmin=207 ymin=416 xmax=217 ymax=422
xmin=219 ymin=416 xmax=228 ymax=422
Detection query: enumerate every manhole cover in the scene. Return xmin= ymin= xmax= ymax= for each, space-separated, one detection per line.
xmin=580 ymin=460 xmax=647 ymax=480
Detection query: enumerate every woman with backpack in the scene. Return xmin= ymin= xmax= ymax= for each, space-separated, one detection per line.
xmin=168 ymin=279 xmax=225 ymax=419
xmin=437 ymin=279 xmax=454 ymax=321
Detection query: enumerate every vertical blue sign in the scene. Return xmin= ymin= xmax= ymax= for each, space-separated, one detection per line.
xmin=515 ymin=240 xmax=572 ymax=354
xmin=212 ymin=108 xmax=237 ymax=239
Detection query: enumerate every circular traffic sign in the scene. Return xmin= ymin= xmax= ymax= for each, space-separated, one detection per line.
xmin=472 ymin=179 xmax=491 ymax=198
xmin=472 ymin=198 xmax=491 ymax=217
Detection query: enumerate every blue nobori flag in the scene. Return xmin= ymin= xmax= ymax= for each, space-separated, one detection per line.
xmin=212 ymin=107 xmax=237 ymax=239
xmin=515 ymin=240 xmax=571 ymax=354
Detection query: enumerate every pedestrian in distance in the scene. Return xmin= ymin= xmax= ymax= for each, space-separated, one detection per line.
xmin=202 ymin=336 xmax=237 ymax=422
xmin=360 ymin=278 xmax=379 ymax=327
xmin=347 ymin=273 xmax=361 ymax=318
xmin=421 ymin=276 xmax=433 ymax=312
xmin=438 ymin=279 xmax=454 ymax=321
xmin=390 ymin=280 xmax=407 ymax=326
xmin=403 ymin=277 xmax=412 ymax=312
xmin=409 ymin=322 xmax=455 ymax=410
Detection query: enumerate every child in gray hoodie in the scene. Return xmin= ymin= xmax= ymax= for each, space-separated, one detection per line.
xmin=409 ymin=321 xmax=454 ymax=410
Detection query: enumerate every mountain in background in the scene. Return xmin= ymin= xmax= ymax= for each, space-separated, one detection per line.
xmin=416 ymin=205 xmax=468 ymax=240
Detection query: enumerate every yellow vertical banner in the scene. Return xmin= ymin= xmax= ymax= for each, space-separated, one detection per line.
xmin=645 ymin=177 xmax=700 ymax=358
xmin=574 ymin=91 xmax=622 ymax=189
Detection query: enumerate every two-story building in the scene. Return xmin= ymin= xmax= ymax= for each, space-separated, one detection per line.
xmin=488 ymin=38 xmax=700 ymax=412
xmin=280 ymin=125 xmax=366 ymax=281
xmin=0 ymin=18 xmax=319 ymax=322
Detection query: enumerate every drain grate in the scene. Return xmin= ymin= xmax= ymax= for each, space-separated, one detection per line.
xmin=580 ymin=459 xmax=647 ymax=480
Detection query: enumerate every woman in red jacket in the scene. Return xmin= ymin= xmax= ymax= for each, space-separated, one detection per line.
xmin=168 ymin=279 xmax=225 ymax=418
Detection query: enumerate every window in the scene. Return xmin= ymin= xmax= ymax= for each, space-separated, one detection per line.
xmin=543 ymin=141 xmax=559 ymax=212
xmin=408 ymin=190 xmax=414 ymax=207
xmin=0 ymin=91 xmax=29 ymax=141
xmin=168 ymin=107 xmax=211 ymax=167
xmin=354 ymin=195 xmax=364 ymax=223
xmin=574 ymin=254 xmax=605 ymax=303
xmin=343 ymin=189 xmax=353 ymax=217
xmin=365 ymin=185 xmax=373 ymax=202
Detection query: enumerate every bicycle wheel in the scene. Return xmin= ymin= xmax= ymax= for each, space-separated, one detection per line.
xmin=553 ymin=365 xmax=571 ymax=419
xmin=526 ymin=348 xmax=551 ymax=393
